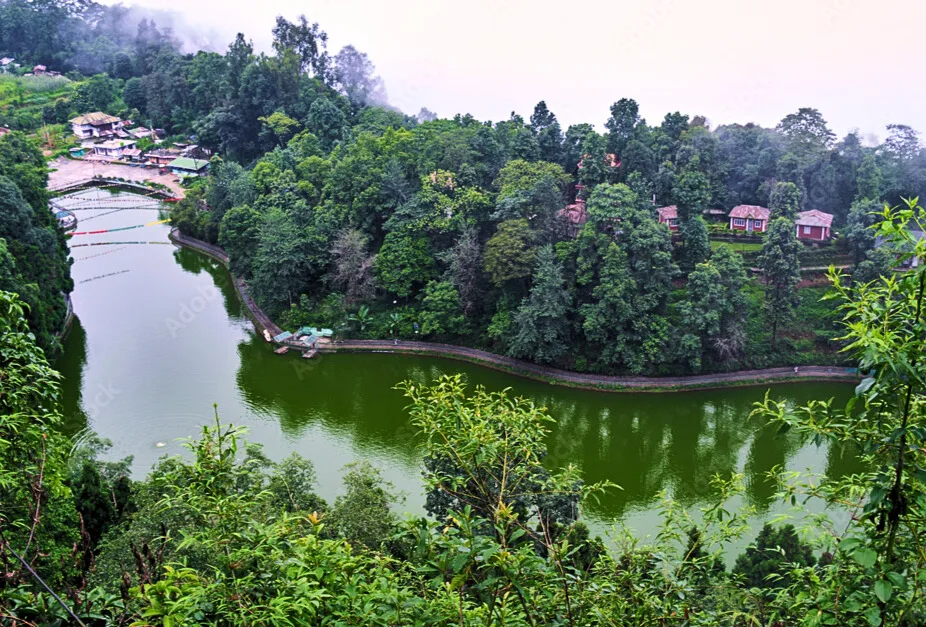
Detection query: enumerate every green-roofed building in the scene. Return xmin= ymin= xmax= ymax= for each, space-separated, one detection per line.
xmin=169 ymin=157 xmax=210 ymax=177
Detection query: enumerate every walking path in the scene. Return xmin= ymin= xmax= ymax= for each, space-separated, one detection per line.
xmin=48 ymin=157 xmax=186 ymax=198
xmin=170 ymin=229 xmax=859 ymax=393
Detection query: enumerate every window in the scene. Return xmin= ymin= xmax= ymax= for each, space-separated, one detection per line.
xmin=803 ymin=225 xmax=812 ymax=234
xmin=733 ymin=218 xmax=746 ymax=226
xmin=753 ymin=220 xmax=762 ymax=228
xmin=669 ymin=218 xmax=678 ymax=226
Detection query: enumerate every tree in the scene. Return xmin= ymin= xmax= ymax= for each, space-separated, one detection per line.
xmin=400 ymin=374 xmax=588 ymax=530
xmin=259 ymin=111 xmax=301 ymax=148
xmin=374 ymin=229 xmax=435 ymax=297
xmin=122 ymin=76 xmax=146 ymax=111
xmin=769 ymin=181 xmax=802 ymax=219
xmin=776 ymin=107 xmax=835 ymax=161
xmin=674 ymin=156 xmax=713 ymax=270
xmin=759 ymin=217 xmax=801 ymax=348
xmin=271 ymin=14 xmax=330 ymax=78
xmin=845 ymin=198 xmax=882 ymax=264
xmin=605 ymin=97 xmax=640 ymax=156
xmin=333 ymin=44 xmax=386 ymax=107
xmin=219 ymin=204 xmax=262 ymax=278
xmin=732 ymin=524 xmax=815 ymax=590
xmin=678 ymin=246 xmax=749 ymax=369
xmin=250 ymin=208 xmax=311 ymax=315
xmin=329 ymin=228 xmax=375 ymax=305
xmin=0 ymin=291 xmax=79 ymax=588
xmin=305 ymin=98 xmax=346 ymax=151
xmin=580 ymin=242 xmax=634 ymax=367
xmin=419 ymin=280 xmax=465 ymax=337
xmin=507 ymin=245 xmax=572 ymax=365
xmin=324 ymin=462 xmax=398 ymax=549
xmin=444 ymin=226 xmax=482 ymax=316
xmin=483 ymin=218 xmax=537 ymax=287
xmin=884 ymin=123 xmax=920 ymax=161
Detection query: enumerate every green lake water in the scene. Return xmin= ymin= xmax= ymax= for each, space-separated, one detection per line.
xmin=56 ymin=190 xmax=860 ymax=537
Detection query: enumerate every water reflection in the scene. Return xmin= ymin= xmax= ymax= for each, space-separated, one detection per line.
xmin=56 ymin=189 xmax=865 ymax=529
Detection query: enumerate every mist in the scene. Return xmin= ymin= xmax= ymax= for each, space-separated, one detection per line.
xmin=97 ymin=0 xmax=926 ymax=140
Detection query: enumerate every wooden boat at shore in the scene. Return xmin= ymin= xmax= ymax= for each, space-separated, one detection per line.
xmin=274 ymin=346 xmax=289 ymax=355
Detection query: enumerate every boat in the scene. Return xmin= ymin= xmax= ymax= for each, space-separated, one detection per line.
xmin=262 ymin=329 xmax=272 ymax=342
xmin=274 ymin=346 xmax=289 ymax=355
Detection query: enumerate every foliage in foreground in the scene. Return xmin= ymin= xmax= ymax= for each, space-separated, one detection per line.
xmin=0 ymin=201 xmax=925 ymax=625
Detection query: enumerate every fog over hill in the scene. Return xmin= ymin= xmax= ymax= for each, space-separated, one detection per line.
xmin=101 ymin=0 xmax=926 ymax=140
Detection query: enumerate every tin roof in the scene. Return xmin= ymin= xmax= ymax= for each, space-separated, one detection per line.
xmin=729 ymin=205 xmax=770 ymax=220
xmin=70 ymin=112 xmax=121 ymax=126
xmin=656 ymin=205 xmax=678 ymax=220
xmin=795 ymin=210 xmax=834 ymax=228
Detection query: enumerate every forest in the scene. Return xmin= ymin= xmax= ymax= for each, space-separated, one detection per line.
xmin=0 ymin=1 xmax=925 ymax=624
xmin=1 ymin=200 xmax=925 ymax=624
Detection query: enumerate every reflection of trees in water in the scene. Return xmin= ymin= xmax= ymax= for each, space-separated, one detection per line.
xmin=56 ymin=316 xmax=89 ymax=435
xmin=172 ymin=248 xmax=241 ymax=320
xmin=234 ymin=343 xmax=860 ymax=522
xmin=234 ymin=346 xmax=420 ymax=457
xmin=540 ymin=390 xmax=859 ymax=519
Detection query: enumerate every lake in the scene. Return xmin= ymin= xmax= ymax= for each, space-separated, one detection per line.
xmin=56 ymin=189 xmax=859 ymax=537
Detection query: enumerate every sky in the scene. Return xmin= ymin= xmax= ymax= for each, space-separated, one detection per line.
xmin=106 ymin=0 xmax=925 ymax=143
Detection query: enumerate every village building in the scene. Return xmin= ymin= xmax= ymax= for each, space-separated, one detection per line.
xmin=728 ymin=205 xmax=770 ymax=233
xmin=32 ymin=64 xmax=46 ymax=75
xmin=0 ymin=126 xmax=10 ymax=137
xmin=795 ymin=210 xmax=834 ymax=241
xmin=128 ymin=126 xmax=154 ymax=139
xmin=92 ymin=139 xmax=136 ymax=160
xmin=0 ymin=58 xmax=14 ymax=73
xmin=146 ymin=149 xmax=181 ymax=166
xmin=558 ymin=183 xmax=588 ymax=237
xmin=121 ymin=147 xmax=143 ymax=162
xmin=169 ymin=157 xmax=210 ymax=177
xmin=656 ymin=205 xmax=679 ymax=231
xmin=70 ymin=112 xmax=124 ymax=139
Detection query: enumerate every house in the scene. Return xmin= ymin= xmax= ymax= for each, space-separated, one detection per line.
xmin=121 ymin=147 xmax=143 ymax=162
xmin=169 ymin=157 xmax=210 ymax=177
xmin=92 ymin=139 xmax=136 ymax=159
xmin=558 ymin=184 xmax=588 ymax=237
xmin=0 ymin=58 xmax=14 ymax=72
xmin=146 ymin=149 xmax=181 ymax=166
xmin=728 ymin=205 xmax=770 ymax=233
xmin=0 ymin=126 xmax=10 ymax=138
xmin=656 ymin=205 xmax=679 ymax=231
xmin=33 ymin=64 xmax=46 ymax=75
xmin=128 ymin=126 xmax=154 ymax=139
xmin=70 ymin=112 xmax=124 ymax=139
xmin=577 ymin=153 xmax=620 ymax=170
xmin=795 ymin=210 xmax=834 ymax=241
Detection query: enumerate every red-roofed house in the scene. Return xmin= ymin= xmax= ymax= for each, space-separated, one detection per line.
xmin=795 ymin=210 xmax=834 ymax=241
xmin=558 ymin=183 xmax=588 ymax=237
xmin=656 ymin=205 xmax=679 ymax=231
xmin=728 ymin=205 xmax=770 ymax=233
xmin=577 ymin=153 xmax=621 ymax=170
xmin=33 ymin=64 xmax=47 ymax=75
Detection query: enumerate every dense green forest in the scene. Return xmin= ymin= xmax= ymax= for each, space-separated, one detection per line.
xmin=1 ymin=202 xmax=925 ymax=624
xmin=1 ymin=2 xmax=926 ymax=624
xmin=0 ymin=130 xmax=72 ymax=352
xmin=4 ymin=0 xmax=926 ymax=373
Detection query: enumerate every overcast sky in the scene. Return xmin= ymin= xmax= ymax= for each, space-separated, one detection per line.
xmin=107 ymin=0 xmax=924 ymax=143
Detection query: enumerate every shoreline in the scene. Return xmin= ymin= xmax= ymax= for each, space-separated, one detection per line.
xmin=169 ymin=228 xmax=860 ymax=394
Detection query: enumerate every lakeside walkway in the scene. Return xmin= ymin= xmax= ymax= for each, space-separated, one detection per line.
xmin=49 ymin=157 xmax=186 ymax=198
xmin=169 ymin=229 xmax=859 ymax=393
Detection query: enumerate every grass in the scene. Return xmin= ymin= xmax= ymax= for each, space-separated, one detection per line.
xmin=712 ymin=240 xmax=763 ymax=253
